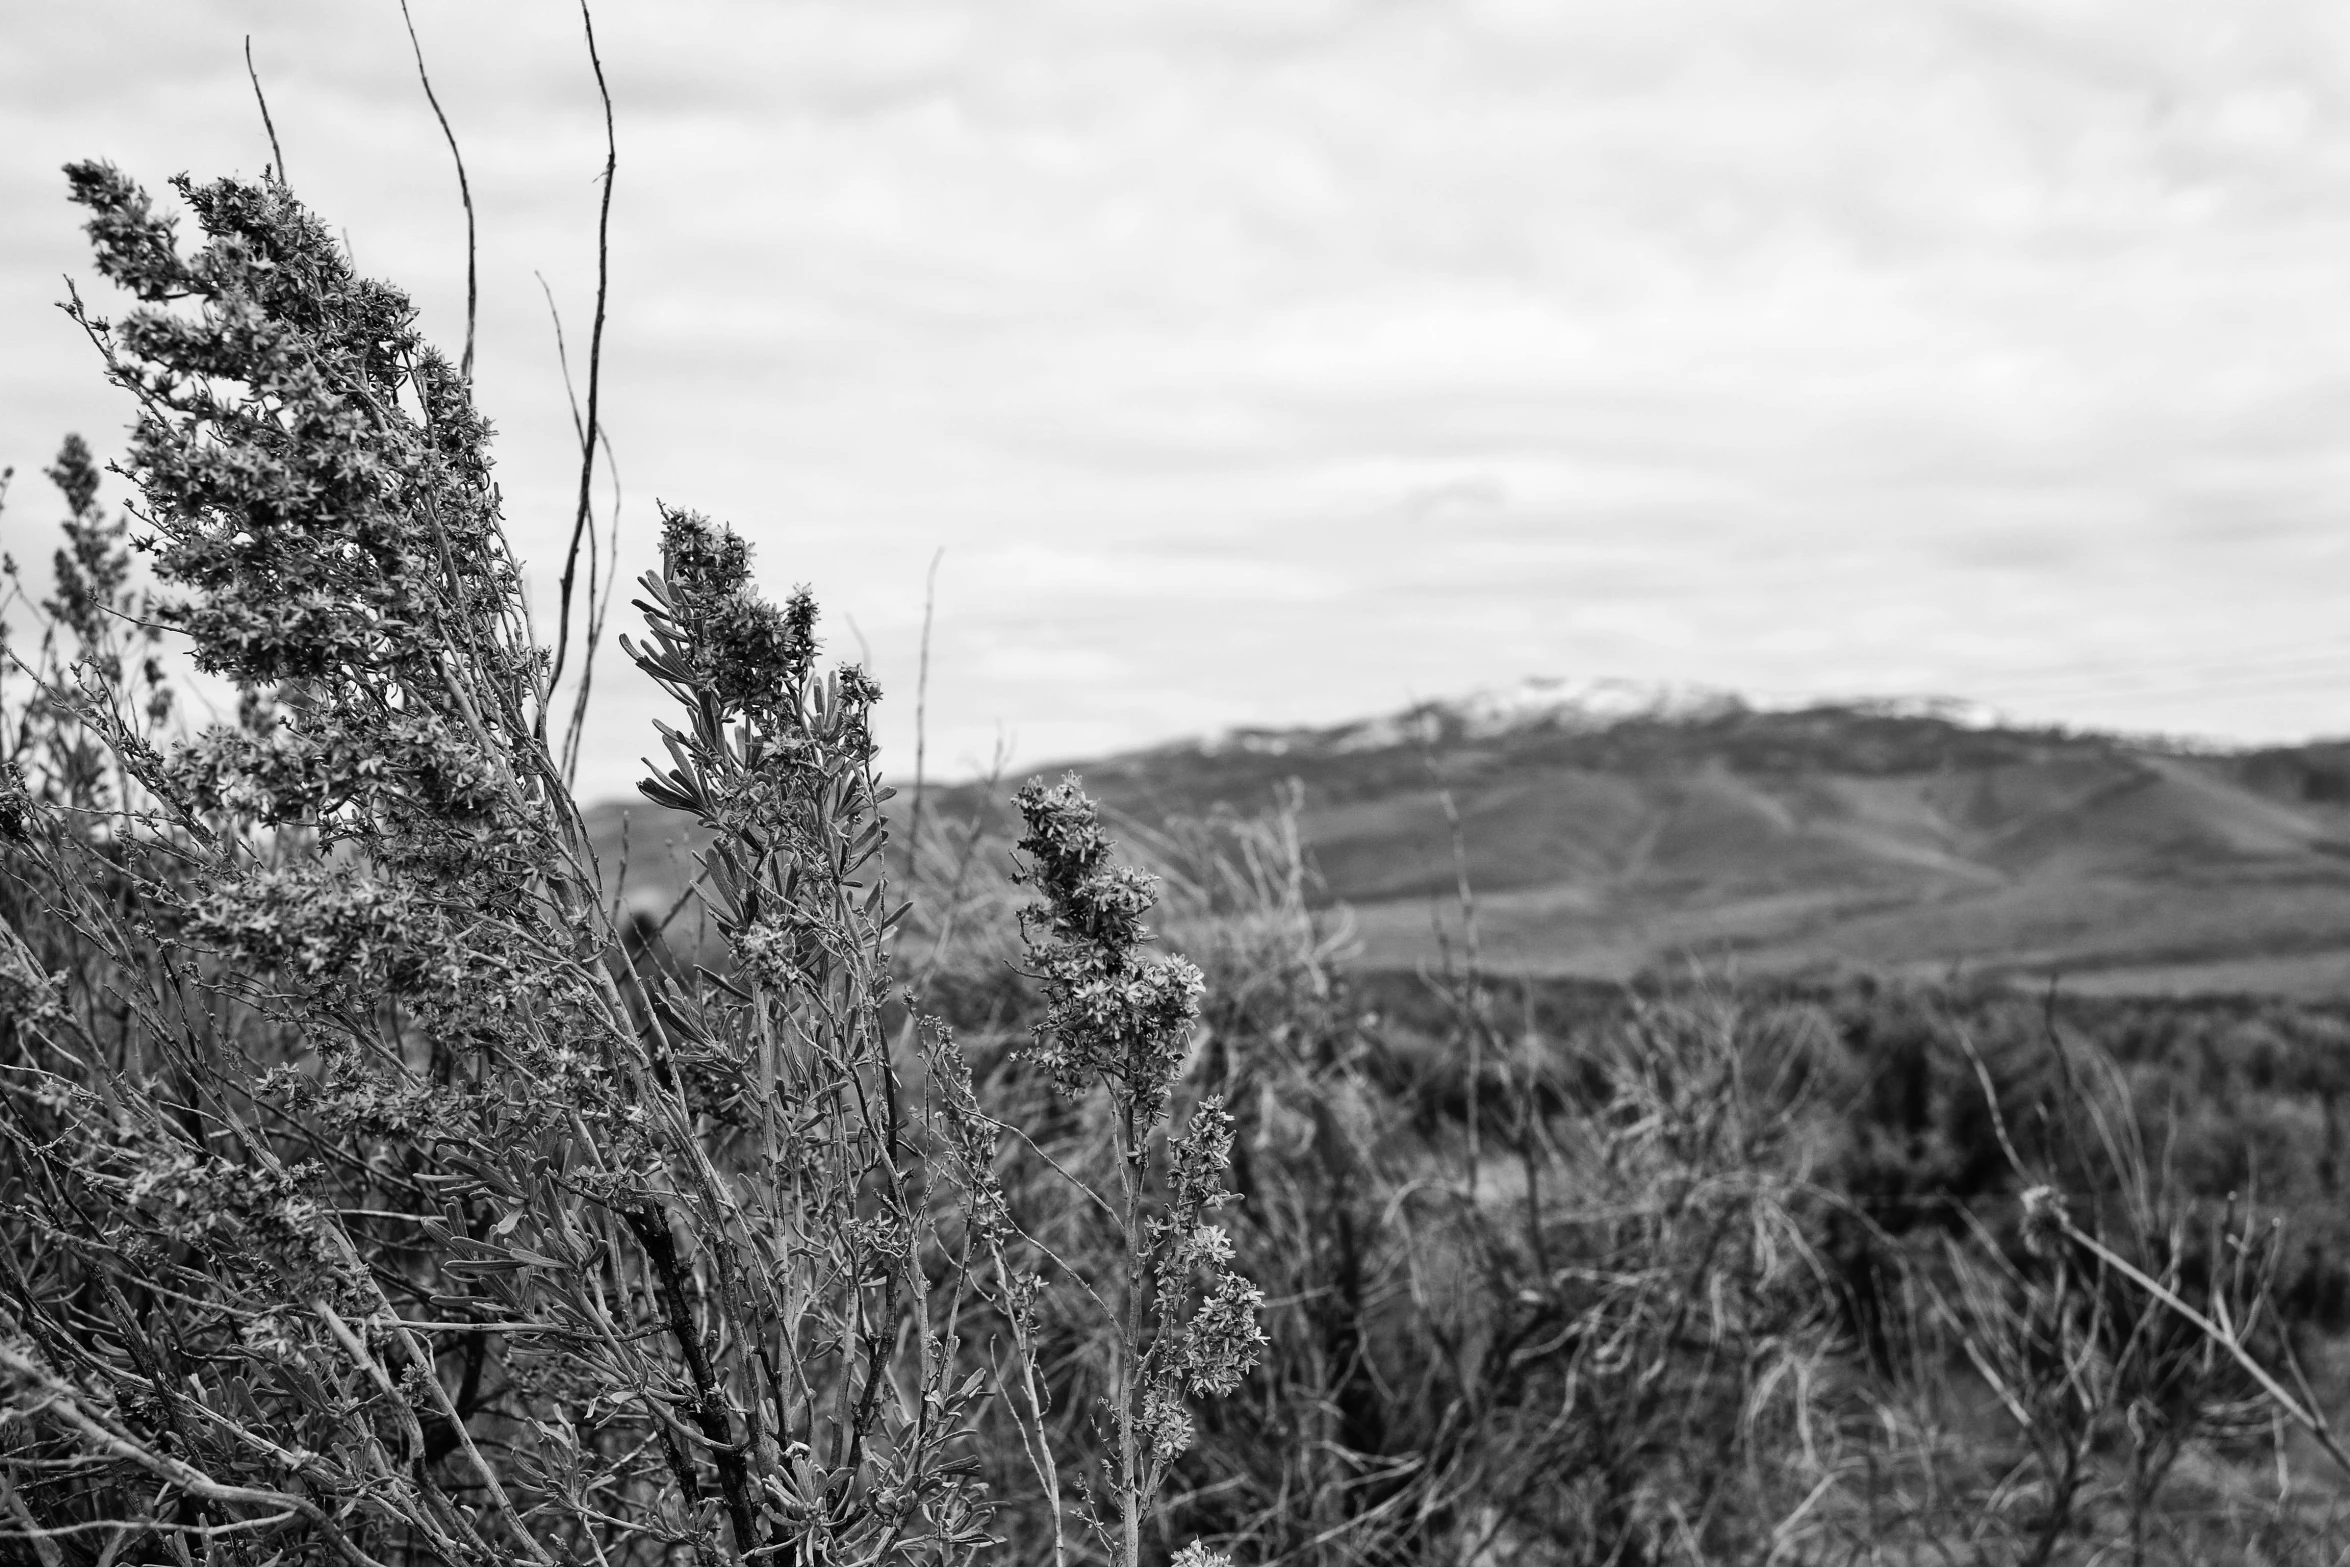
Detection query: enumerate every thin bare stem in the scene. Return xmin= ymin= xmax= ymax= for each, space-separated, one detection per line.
xmin=536 ymin=271 xmax=585 ymax=449
xmin=242 ymin=37 xmax=287 ymax=186
xmin=562 ymin=425 xmax=623 ymax=787
xmin=547 ymin=0 xmax=617 ymax=719
xmin=908 ymin=739 xmax=1007 ymax=1001
xmin=908 ymin=547 xmax=943 ymax=890
xmin=396 ymin=0 xmax=476 ymax=384
xmin=1415 ymin=723 xmax=1489 ymax=1200
xmin=1436 ymin=782 xmax=1485 ymax=1193
xmin=539 ymin=274 xmax=624 ymax=786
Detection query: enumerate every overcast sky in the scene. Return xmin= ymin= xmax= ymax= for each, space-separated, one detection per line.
xmin=7 ymin=1 xmax=2350 ymax=801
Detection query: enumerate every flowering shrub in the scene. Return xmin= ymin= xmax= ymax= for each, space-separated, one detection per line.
xmin=983 ymin=779 xmax=1264 ymax=1567
xmin=0 ymin=162 xmax=1180 ymax=1567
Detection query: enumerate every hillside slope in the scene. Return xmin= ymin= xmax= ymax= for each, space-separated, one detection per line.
xmin=590 ymin=683 xmax=2350 ymax=997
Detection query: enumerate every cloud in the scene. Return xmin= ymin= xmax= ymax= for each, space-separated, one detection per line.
xmin=6 ymin=0 xmax=2350 ymax=797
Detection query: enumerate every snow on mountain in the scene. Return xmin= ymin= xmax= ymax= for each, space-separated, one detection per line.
xmin=1192 ymin=678 xmax=2005 ymax=759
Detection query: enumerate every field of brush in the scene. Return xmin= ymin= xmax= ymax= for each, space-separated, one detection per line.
xmin=14 ymin=135 xmax=2350 ymax=1567
xmin=895 ymin=807 xmax=2350 ymax=1562
xmin=588 ymin=746 xmax=2350 ymax=1561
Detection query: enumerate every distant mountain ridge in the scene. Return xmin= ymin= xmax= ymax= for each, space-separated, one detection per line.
xmin=590 ymin=682 xmax=2350 ymax=998
xmin=983 ymin=683 xmax=2350 ymax=998
xmin=1189 ymin=676 xmax=2008 ymax=758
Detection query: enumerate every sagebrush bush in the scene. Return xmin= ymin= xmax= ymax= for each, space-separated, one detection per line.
xmin=0 ymin=163 xmax=1260 ymax=1567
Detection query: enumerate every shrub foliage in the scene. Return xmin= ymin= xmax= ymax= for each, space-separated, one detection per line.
xmin=0 ymin=165 xmax=1260 ymax=1567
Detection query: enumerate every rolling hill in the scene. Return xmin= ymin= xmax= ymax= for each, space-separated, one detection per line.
xmin=588 ymin=679 xmax=2350 ymax=998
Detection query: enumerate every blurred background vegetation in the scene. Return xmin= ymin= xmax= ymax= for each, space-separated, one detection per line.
xmin=869 ymin=782 xmax=2350 ymax=1564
